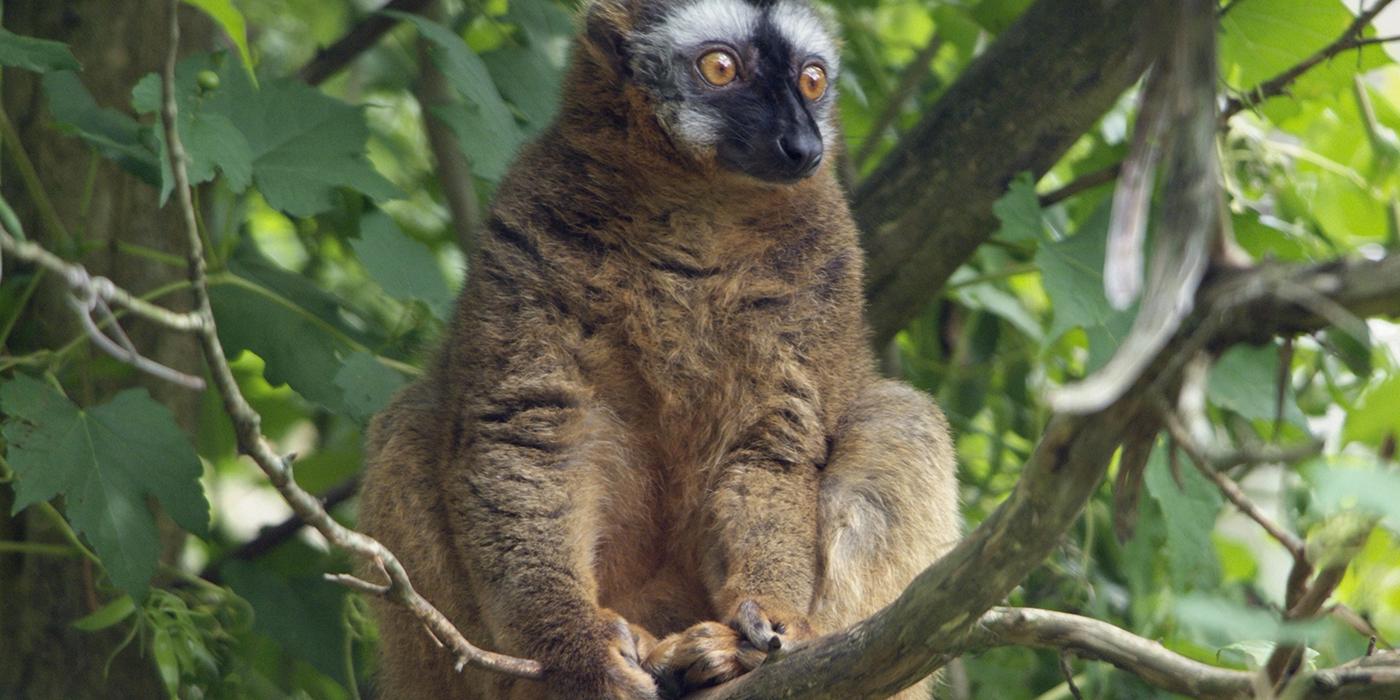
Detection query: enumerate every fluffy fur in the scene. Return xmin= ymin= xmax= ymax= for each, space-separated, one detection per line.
xmin=358 ymin=0 xmax=959 ymax=697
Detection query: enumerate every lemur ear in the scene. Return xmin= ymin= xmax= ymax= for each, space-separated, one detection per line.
xmin=582 ymin=0 xmax=633 ymax=76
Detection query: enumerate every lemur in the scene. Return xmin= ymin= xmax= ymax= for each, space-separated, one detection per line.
xmin=358 ymin=0 xmax=961 ymax=697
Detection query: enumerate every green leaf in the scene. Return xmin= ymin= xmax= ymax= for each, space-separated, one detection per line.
xmin=1214 ymin=534 xmax=1259 ymax=584
xmin=0 ymin=27 xmax=80 ymax=73
xmin=152 ymin=626 xmax=181 ymax=699
xmin=351 ymin=211 xmax=453 ymax=317
xmin=333 ymin=352 xmax=408 ymax=425
xmin=1305 ymin=462 xmax=1400 ymax=530
xmin=1217 ymin=640 xmax=1277 ymax=669
xmin=72 ymin=595 xmax=137 ymax=631
xmin=1220 ymin=0 xmax=1391 ymax=98
xmin=1319 ymin=326 xmax=1372 ymax=378
xmin=1207 ymin=344 xmax=1308 ymax=427
xmin=953 ymin=279 xmax=1044 ymax=343
xmin=44 ymin=72 xmax=162 ymax=186
xmin=991 ymin=172 xmax=1045 ymax=243
xmin=180 ymin=0 xmax=257 ymax=85
xmin=223 ymin=560 xmax=350 ymax=685
xmin=507 ymin=0 xmax=576 ymax=59
xmin=228 ymin=79 xmax=398 ymax=216
xmin=211 ymin=280 xmax=353 ymax=413
xmin=1036 ymin=203 xmax=1134 ymax=352
xmin=1145 ymin=443 xmax=1222 ymax=590
xmin=134 ymin=53 xmax=394 ymax=216
xmin=969 ymin=0 xmax=1034 ymax=34
xmin=1177 ymin=593 xmax=1326 ymax=646
xmin=395 ymin=13 xmax=526 ymax=181
xmin=132 ymin=55 xmax=253 ymax=202
xmin=1343 ymin=373 xmax=1400 ymax=448
xmin=482 ymin=46 xmax=562 ymax=132
xmin=0 ymin=375 xmax=210 ymax=598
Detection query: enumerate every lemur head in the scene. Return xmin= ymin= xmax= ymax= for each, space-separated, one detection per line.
xmin=583 ymin=0 xmax=840 ymax=184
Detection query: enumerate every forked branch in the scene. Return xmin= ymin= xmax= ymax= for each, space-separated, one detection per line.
xmin=158 ymin=0 xmax=541 ymax=681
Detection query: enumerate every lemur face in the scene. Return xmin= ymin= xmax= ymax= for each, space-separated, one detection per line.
xmin=629 ymin=0 xmax=840 ymax=184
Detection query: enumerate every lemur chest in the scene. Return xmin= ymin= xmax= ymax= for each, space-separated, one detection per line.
xmin=579 ymin=243 xmax=813 ymax=452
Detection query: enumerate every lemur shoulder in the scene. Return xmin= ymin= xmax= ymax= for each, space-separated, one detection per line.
xmin=359 ymin=0 xmax=961 ymax=697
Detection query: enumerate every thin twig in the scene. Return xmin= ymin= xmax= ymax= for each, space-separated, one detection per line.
xmin=1041 ymin=1 xmax=1400 ymax=207
xmin=1156 ymin=398 xmax=1308 ymax=562
xmin=200 ymin=473 xmax=362 ymax=583
xmin=968 ymin=608 xmax=1400 ymax=700
xmin=0 ymin=225 xmax=207 ymax=388
xmin=159 ymin=0 xmax=542 ymax=680
xmin=298 ymin=0 xmax=435 ymax=85
xmin=1040 ymin=164 xmax=1121 ymax=207
xmin=1059 ymin=650 xmax=1084 ymax=700
xmin=0 ymin=228 xmax=205 ymax=333
xmin=1222 ymin=0 xmax=1400 ymax=120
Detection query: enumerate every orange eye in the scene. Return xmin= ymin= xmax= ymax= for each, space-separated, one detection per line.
xmin=697 ymin=50 xmax=739 ymax=87
xmin=798 ymin=64 xmax=828 ymax=101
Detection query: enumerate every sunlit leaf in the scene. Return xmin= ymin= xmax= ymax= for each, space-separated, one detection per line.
xmin=1343 ymin=373 xmax=1400 ymax=448
xmin=181 ymin=0 xmax=257 ymax=84
xmin=991 ymin=172 xmax=1045 ymax=243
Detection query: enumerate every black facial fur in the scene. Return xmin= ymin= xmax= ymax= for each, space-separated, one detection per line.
xmin=704 ymin=16 xmax=824 ymax=183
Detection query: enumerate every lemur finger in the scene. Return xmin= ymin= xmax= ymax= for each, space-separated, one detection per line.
xmin=731 ymin=599 xmax=782 ymax=651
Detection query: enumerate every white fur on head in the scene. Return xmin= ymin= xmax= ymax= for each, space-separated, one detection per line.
xmin=770 ymin=1 xmax=839 ymax=73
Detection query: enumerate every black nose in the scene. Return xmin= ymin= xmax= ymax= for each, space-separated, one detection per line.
xmin=776 ymin=131 xmax=822 ymax=177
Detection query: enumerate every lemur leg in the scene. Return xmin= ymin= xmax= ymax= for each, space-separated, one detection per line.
xmin=649 ymin=380 xmax=959 ymax=698
xmin=810 ymin=379 xmax=960 ymax=699
xmin=811 ymin=379 xmax=960 ymax=629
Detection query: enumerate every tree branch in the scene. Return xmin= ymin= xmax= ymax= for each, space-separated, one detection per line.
xmin=199 ymin=474 xmax=362 ymax=584
xmin=688 ymin=252 xmax=1400 ymax=699
xmin=159 ymin=1 xmax=541 ymax=680
xmin=854 ymin=0 xmax=1167 ymax=346
xmin=1221 ymin=0 xmax=1399 ymax=121
xmin=413 ymin=0 xmax=481 ymax=254
xmin=1156 ymin=399 xmax=1309 ymax=562
xmin=1040 ymin=0 xmax=1400 ymax=210
xmin=970 ymin=607 xmax=1400 ymax=700
xmin=297 ymin=0 xmax=434 ymax=86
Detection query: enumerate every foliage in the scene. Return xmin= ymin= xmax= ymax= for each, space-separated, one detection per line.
xmin=0 ymin=0 xmax=1397 ymax=697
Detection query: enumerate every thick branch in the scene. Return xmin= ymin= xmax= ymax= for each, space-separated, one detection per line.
xmin=690 ymin=252 xmax=1400 ymax=699
xmin=854 ymin=0 xmax=1166 ymax=346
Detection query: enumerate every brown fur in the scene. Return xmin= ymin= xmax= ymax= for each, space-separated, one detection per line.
xmin=358 ymin=2 xmax=960 ymax=697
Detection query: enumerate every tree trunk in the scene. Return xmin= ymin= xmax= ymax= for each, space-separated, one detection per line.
xmin=0 ymin=2 xmax=211 ymax=696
